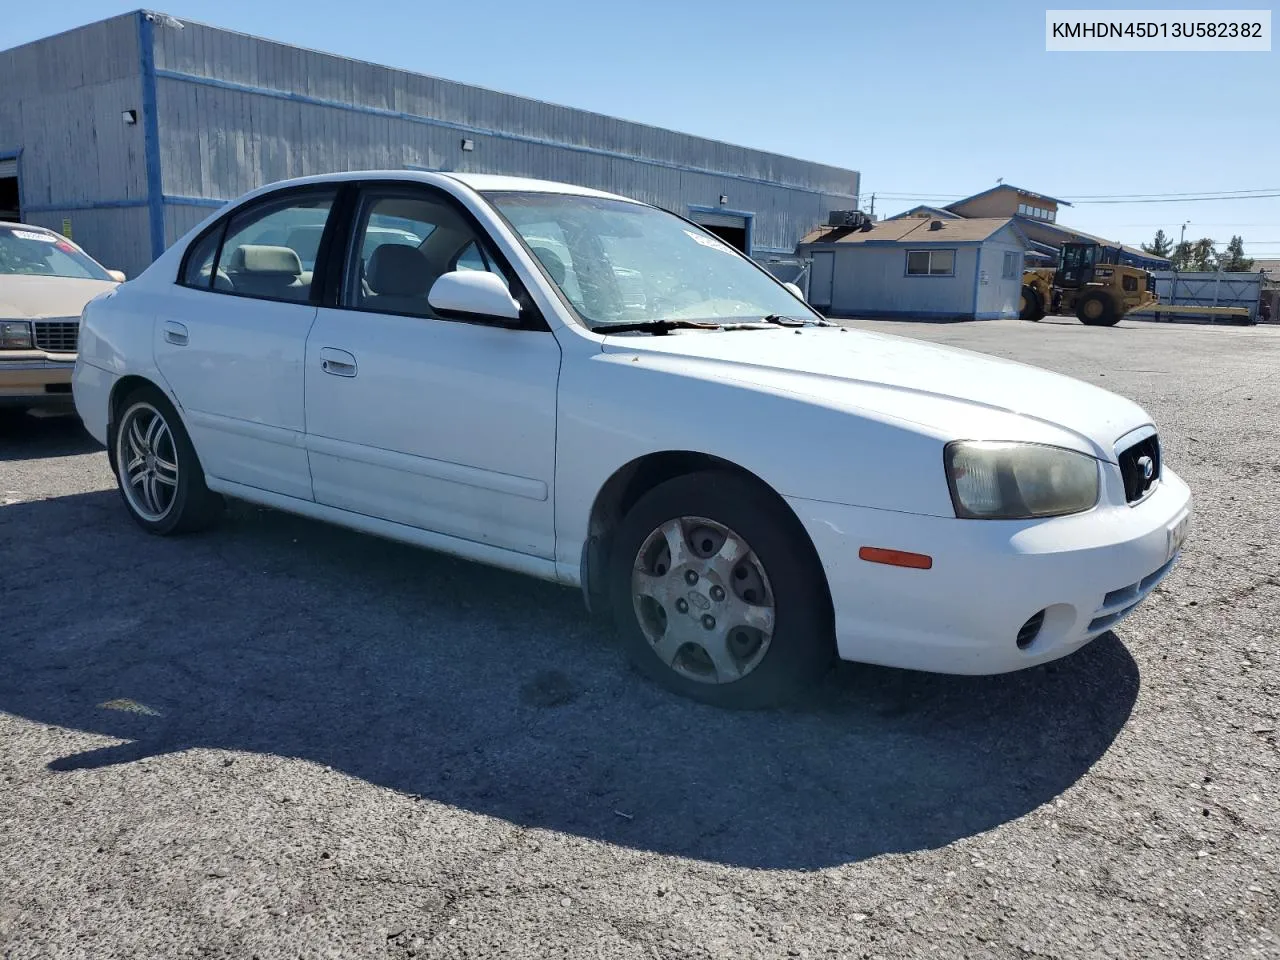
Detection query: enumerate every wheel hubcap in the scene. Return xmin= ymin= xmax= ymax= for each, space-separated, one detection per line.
xmin=116 ymin=402 xmax=179 ymax=522
xmin=630 ymin=516 xmax=775 ymax=685
xmin=1084 ymin=300 xmax=1102 ymax=319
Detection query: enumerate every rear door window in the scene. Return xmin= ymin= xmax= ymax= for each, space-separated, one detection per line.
xmin=180 ymin=188 xmax=338 ymax=302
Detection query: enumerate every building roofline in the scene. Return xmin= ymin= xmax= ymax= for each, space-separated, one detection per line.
xmin=946 ymin=184 xmax=1073 ymax=211
xmin=66 ymin=11 xmax=858 ymax=184
xmin=0 ymin=10 xmax=141 ymax=57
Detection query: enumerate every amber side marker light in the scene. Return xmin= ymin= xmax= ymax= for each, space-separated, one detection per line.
xmin=858 ymin=546 xmax=933 ymax=570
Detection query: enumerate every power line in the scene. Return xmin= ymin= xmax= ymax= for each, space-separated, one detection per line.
xmin=1065 ymin=187 xmax=1280 ymax=199
xmin=1074 ymin=193 xmax=1280 ymax=204
xmin=868 ymin=188 xmax=1280 ymax=204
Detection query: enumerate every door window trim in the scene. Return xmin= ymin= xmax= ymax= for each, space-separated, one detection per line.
xmin=334 ymin=180 xmax=547 ymax=331
xmin=175 ymin=184 xmax=343 ymax=306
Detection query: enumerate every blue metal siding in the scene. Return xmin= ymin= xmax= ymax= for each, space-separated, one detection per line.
xmin=3 ymin=14 xmax=858 ymax=274
xmin=21 ymin=206 xmax=152 ymax=278
xmin=0 ymin=14 xmax=151 ymax=273
xmin=149 ymin=19 xmax=857 ymax=253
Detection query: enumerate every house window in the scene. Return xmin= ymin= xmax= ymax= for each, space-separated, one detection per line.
xmin=1002 ymin=250 xmax=1023 ymax=280
xmin=906 ymin=249 xmax=955 ymax=276
xmin=1016 ymin=202 xmax=1056 ymax=223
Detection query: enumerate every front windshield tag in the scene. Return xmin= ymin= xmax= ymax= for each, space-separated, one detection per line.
xmin=683 ymin=230 xmax=734 ymax=254
xmin=12 ymin=230 xmax=57 ymax=243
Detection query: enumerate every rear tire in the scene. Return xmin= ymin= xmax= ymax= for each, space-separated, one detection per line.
xmin=111 ymin=385 xmax=223 ymax=535
xmin=1019 ymin=285 xmax=1045 ymax=322
xmin=607 ymin=470 xmax=834 ymax=708
xmin=1076 ymin=290 xmax=1120 ymax=326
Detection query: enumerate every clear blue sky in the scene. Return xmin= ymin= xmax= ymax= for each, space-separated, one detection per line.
xmin=5 ymin=0 xmax=1278 ymax=258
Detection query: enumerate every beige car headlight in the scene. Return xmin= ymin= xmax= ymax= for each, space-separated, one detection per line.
xmin=0 ymin=320 xmax=33 ymax=350
xmin=945 ymin=441 xmax=1100 ymax=519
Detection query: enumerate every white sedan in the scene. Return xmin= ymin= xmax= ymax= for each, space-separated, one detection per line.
xmin=72 ymin=172 xmax=1192 ymax=707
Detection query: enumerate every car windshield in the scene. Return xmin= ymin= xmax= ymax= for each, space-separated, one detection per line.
xmin=0 ymin=226 xmax=114 ymax=281
xmin=484 ymin=192 xmax=820 ymax=329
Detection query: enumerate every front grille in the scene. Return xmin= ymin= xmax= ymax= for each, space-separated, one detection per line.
xmin=33 ymin=320 xmax=79 ymax=354
xmin=1117 ymin=433 xmax=1160 ymax=503
xmin=1088 ymin=554 xmax=1177 ymax=634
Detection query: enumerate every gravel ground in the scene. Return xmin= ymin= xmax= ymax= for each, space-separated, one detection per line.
xmin=1 ymin=316 xmax=1277 ymax=959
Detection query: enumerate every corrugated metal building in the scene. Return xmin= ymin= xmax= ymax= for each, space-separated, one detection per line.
xmin=0 ymin=11 xmax=860 ymax=279
xmin=798 ymin=217 xmax=1027 ymax=320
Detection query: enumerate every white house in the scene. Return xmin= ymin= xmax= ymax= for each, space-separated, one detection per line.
xmin=797 ymin=216 xmax=1028 ymax=321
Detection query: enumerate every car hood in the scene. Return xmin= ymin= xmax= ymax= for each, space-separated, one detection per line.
xmin=0 ymin=275 xmax=119 ymax=320
xmin=600 ymin=325 xmax=1151 ymax=460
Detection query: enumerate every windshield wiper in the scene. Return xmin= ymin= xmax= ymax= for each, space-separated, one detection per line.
xmin=597 ymin=319 xmax=724 ymax=335
xmin=760 ymin=314 xmax=836 ymax=327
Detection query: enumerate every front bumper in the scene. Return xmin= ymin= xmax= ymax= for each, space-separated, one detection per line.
xmin=0 ymin=354 xmax=77 ymax=407
xmin=788 ymin=468 xmax=1192 ymax=675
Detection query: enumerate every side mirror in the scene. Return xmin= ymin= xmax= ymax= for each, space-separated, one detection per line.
xmin=427 ymin=271 xmax=522 ymax=324
xmin=108 ymin=269 xmax=127 ymax=283
xmin=783 ymin=281 xmax=805 ymax=301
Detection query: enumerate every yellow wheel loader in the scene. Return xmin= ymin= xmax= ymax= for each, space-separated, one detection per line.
xmin=1020 ymin=242 xmax=1157 ymax=327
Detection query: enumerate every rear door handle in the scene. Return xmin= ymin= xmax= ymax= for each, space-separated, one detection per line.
xmin=319 ymin=347 xmax=357 ymax=377
xmin=163 ymin=320 xmax=188 ymax=346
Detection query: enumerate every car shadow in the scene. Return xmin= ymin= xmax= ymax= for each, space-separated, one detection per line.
xmin=0 ymin=410 xmax=100 ymax=461
xmin=1 ymin=490 xmax=1140 ymax=870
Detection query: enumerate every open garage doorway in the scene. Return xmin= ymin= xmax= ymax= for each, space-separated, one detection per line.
xmin=688 ymin=206 xmax=753 ymax=256
xmin=0 ymin=154 xmax=19 ymax=222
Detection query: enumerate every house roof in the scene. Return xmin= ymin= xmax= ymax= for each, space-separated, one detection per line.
xmin=884 ymin=205 xmax=961 ymax=221
xmin=946 ymin=184 xmax=1072 ymax=211
xmin=1013 ymin=217 xmax=1170 ymax=266
xmin=800 ymin=217 xmax=1017 ymax=246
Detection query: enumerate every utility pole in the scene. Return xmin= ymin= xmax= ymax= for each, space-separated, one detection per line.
xmin=1172 ymin=220 xmax=1191 ymax=306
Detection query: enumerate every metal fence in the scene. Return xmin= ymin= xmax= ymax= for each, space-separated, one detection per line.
xmin=1130 ymin=270 xmax=1264 ymax=323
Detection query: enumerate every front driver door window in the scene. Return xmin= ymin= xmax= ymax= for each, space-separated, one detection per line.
xmin=302 ymin=183 xmax=562 ymax=558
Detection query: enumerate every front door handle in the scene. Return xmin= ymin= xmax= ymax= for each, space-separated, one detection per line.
xmin=163 ymin=320 xmax=188 ymax=346
xmin=319 ymin=346 xmax=357 ymax=377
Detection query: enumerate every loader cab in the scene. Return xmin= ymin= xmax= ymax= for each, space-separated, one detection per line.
xmin=1055 ymin=242 xmax=1101 ymax=288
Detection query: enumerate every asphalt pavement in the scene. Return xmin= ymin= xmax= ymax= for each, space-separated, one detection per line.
xmin=1 ymin=316 xmax=1277 ymax=959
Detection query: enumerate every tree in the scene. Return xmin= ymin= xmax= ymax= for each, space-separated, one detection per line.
xmin=1190 ymin=238 xmax=1217 ymax=271
xmin=1219 ymin=235 xmax=1254 ymax=272
xmin=1170 ymin=241 xmax=1193 ymax=270
xmin=1142 ymin=229 xmax=1174 ymax=258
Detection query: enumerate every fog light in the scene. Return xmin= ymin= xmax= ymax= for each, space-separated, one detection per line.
xmin=1016 ymin=610 xmax=1046 ymax=649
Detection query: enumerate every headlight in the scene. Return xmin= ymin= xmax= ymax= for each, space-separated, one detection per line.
xmin=0 ymin=320 xmax=33 ymax=350
xmin=945 ymin=441 xmax=1099 ymax=519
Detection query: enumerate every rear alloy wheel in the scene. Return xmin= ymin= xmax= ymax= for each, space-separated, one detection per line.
xmin=1076 ymin=290 xmax=1120 ymax=326
xmin=112 ymin=387 xmax=222 ymax=535
xmin=1019 ymin=285 xmax=1045 ymax=322
xmin=609 ymin=471 xmax=833 ymax=708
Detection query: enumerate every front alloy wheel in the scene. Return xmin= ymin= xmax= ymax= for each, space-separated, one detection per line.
xmin=631 ymin=517 xmax=775 ymax=684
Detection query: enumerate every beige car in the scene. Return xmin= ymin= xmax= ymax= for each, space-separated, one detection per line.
xmin=0 ymin=222 xmax=123 ymax=412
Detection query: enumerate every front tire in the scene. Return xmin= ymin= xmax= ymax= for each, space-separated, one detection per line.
xmin=1076 ymin=290 xmax=1120 ymax=326
xmin=608 ymin=471 xmax=833 ymax=708
xmin=112 ymin=386 xmax=223 ymax=534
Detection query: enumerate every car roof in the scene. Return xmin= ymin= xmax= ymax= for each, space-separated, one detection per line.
xmin=232 ymin=170 xmax=639 ymax=204
xmin=0 ymin=221 xmax=58 ymax=236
